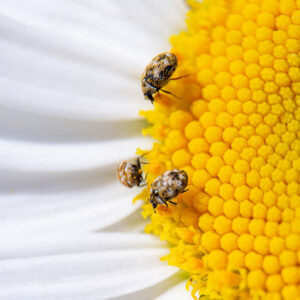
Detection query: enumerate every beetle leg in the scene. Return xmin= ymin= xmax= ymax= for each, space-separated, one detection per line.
xmin=137 ymin=172 xmax=147 ymax=187
xmin=138 ymin=170 xmax=148 ymax=187
xmin=144 ymin=173 xmax=148 ymax=181
xmin=160 ymin=198 xmax=168 ymax=207
xmin=157 ymin=198 xmax=168 ymax=212
xmin=182 ymin=189 xmax=189 ymax=193
xmin=169 ymin=200 xmax=177 ymax=205
xmin=150 ymin=200 xmax=156 ymax=213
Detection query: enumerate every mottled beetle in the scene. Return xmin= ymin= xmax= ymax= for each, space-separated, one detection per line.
xmin=149 ymin=169 xmax=188 ymax=212
xmin=117 ymin=157 xmax=146 ymax=188
xmin=141 ymin=52 xmax=185 ymax=102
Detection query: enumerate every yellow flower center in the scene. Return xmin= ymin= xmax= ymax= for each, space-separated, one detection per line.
xmin=136 ymin=0 xmax=300 ymax=299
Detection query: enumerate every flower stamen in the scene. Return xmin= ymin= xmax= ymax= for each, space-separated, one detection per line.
xmin=137 ymin=0 xmax=300 ymax=299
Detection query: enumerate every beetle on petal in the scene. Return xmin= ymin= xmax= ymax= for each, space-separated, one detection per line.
xmin=117 ymin=157 xmax=146 ymax=188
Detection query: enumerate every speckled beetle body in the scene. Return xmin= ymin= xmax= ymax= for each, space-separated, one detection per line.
xmin=117 ymin=158 xmax=145 ymax=188
xmin=149 ymin=169 xmax=188 ymax=211
xmin=141 ymin=52 xmax=177 ymax=102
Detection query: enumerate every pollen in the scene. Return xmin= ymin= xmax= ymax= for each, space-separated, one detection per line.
xmin=138 ymin=0 xmax=300 ymax=299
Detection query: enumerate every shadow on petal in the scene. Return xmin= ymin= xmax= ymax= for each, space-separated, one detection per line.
xmin=0 ymin=164 xmax=119 ymax=194
xmin=108 ymin=271 xmax=188 ymax=300
xmin=0 ymin=106 xmax=147 ymax=143
xmin=99 ymin=208 xmax=149 ymax=234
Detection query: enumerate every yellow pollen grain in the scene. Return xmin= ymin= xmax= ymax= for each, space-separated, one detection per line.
xmin=266 ymin=274 xmax=283 ymax=292
xmin=228 ymin=249 xmax=245 ymax=268
xmin=207 ymin=249 xmax=228 ymax=270
xmin=138 ymin=0 xmax=300 ymax=299
xmin=247 ymin=269 xmax=266 ymax=289
xmin=238 ymin=233 xmax=254 ymax=252
xmin=201 ymin=231 xmax=220 ymax=252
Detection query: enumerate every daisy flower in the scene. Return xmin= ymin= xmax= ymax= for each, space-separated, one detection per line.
xmin=1 ymin=0 xmax=300 ymax=300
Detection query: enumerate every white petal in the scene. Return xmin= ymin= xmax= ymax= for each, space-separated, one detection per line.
xmin=0 ymin=137 xmax=152 ymax=172
xmin=155 ymin=281 xmax=192 ymax=300
xmin=0 ymin=141 xmax=151 ymax=234
xmin=0 ymin=183 xmax=143 ymax=235
xmin=112 ymin=272 xmax=189 ymax=300
xmin=103 ymin=208 xmax=148 ymax=234
xmin=0 ymin=234 xmax=177 ymax=300
xmin=0 ymin=232 xmax=165 ymax=259
xmin=0 ymin=1 xmax=189 ymax=299
xmin=0 ymin=0 xmax=187 ymax=120
xmin=0 ymin=0 xmax=187 ymax=235
xmin=0 ymin=76 xmax=147 ymax=121
xmin=0 ymin=107 xmax=147 ymax=142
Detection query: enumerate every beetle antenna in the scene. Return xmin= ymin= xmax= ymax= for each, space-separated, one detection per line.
xmin=137 ymin=157 xmax=141 ymax=169
xmin=170 ymin=74 xmax=191 ymax=80
xmin=140 ymin=151 xmax=149 ymax=158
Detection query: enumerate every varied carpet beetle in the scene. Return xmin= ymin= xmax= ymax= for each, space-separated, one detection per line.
xmin=141 ymin=52 xmax=178 ymax=102
xmin=149 ymin=169 xmax=188 ymax=211
xmin=117 ymin=157 xmax=146 ymax=188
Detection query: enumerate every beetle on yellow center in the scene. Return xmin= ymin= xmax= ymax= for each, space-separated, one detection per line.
xmin=141 ymin=52 xmax=178 ymax=102
xmin=149 ymin=169 xmax=188 ymax=212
